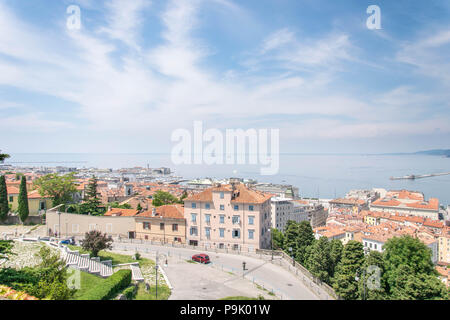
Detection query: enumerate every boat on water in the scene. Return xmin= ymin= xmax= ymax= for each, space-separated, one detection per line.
xmin=390 ymin=175 xmax=416 ymax=180
xmin=390 ymin=172 xmax=450 ymax=180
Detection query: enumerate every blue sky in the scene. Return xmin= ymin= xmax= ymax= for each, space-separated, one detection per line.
xmin=0 ymin=0 xmax=449 ymax=154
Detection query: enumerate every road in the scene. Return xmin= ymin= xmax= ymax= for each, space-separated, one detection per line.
xmin=110 ymin=242 xmax=319 ymax=300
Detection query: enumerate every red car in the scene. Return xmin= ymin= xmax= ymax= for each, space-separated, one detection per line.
xmin=192 ymin=254 xmax=210 ymax=264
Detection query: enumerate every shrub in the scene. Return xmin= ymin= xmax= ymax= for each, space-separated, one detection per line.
xmin=77 ymin=269 xmax=132 ymax=300
xmin=123 ymin=285 xmax=137 ymax=300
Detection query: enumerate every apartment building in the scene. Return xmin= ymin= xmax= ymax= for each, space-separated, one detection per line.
xmin=438 ymin=228 xmax=450 ymax=264
xmin=183 ymin=182 xmax=272 ymax=252
xmin=370 ymin=190 xmax=439 ymax=220
xmin=271 ymin=197 xmax=294 ymax=231
xmin=135 ymin=205 xmax=186 ymax=244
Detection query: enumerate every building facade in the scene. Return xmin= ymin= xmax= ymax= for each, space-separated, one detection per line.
xmin=46 ymin=211 xmax=136 ymax=238
xmin=135 ymin=205 xmax=187 ymax=244
xmin=183 ymin=183 xmax=272 ymax=252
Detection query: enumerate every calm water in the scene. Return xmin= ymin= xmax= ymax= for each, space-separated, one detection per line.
xmin=5 ymin=153 xmax=450 ymax=206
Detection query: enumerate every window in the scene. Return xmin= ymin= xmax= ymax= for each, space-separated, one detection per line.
xmin=106 ymin=223 xmax=113 ymax=233
xmin=232 ymin=216 xmax=240 ymax=224
xmin=190 ymin=227 xmax=198 ymax=236
xmin=9 ymin=196 xmax=13 ymax=202
xmin=172 ymin=224 xmax=178 ymax=231
xmin=143 ymin=222 xmax=150 ymax=230
xmin=191 ymin=203 xmax=197 ymax=209
xmin=219 ymin=228 xmax=225 ymax=238
xmin=72 ymin=224 xmax=79 ymax=233
xmin=232 ymin=229 xmax=240 ymax=239
xmin=220 ymin=205 xmax=225 ymax=211
xmin=205 ymin=227 xmax=211 ymax=238
xmin=220 ymin=192 xmax=224 ymax=199
xmin=249 ymin=230 xmax=254 ymax=240
xmin=191 ymin=213 xmax=197 ymax=223
xmin=205 ymin=214 xmax=211 ymax=224
xmin=89 ymin=224 xmax=96 ymax=231
xmin=248 ymin=216 xmax=254 ymax=225
xmin=234 ymin=205 xmax=239 ymax=211
xmin=249 ymin=205 xmax=254 ymax=211
xmin=219 ymin=215 xmax=225 ymax=224
xmin=39 ymin=201 xmax=46 ymax=210
xmin=205 ymin=203 xmax=210 ymax=210
xmin=160 ymin=223 xmax=165 ymax=230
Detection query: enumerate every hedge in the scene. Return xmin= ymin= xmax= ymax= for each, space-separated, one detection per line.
xmin=77 ymin=269 xmax=132 ymax=300
xmin=122 ymin=285 xmax=137 ymax=300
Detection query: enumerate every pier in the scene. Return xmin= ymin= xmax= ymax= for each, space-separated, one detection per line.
xmin=390 ymin=172 xmax=450 ymax=180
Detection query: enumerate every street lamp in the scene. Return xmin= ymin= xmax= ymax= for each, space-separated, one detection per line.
xmin=242 ymin=261 xmax=247 ymax=278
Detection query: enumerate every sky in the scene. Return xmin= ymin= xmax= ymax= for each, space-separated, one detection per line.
xmin=0 ymin=0 xmax=449 ymax=154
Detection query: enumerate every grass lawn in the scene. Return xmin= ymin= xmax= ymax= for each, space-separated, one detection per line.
xmin=72 ymin=270 xmax=108 ymax=300
xmin=134 ymin=282 xmax=171 ymax=300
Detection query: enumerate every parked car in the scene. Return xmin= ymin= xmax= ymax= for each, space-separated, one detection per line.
xmin=192 ymin=254 xmax=210 ymax=264
xmin=60 ymin=237 xmax=75 ymax=245
xmin=39 ymin=236 xmax=50 ymax=241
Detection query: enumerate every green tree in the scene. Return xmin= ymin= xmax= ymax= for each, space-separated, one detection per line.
xmin=110 ymin=201 xmax=132 ymax=209
xmin=283 ymin=220 xmax=299 ymax=253
xmin=83 ymin=175 xmax=103 ymax=215
xmin=152 ymin=190 xmax=180 ymax=207
xmin=33 ymin=172 xmax=78 ymax=207
xmin=18 ymin=176 xmax=29 ymax=223
xmin=306 ymin=236 xmax=332 ymax=283
xmin=80 ymin=230 xmax=113 ymax=257
xmin=271 ymin=228 xmax=285 ymax=250
xmin=329 ymin=239 xmax=344 ymax=278
xmin=34 ymin=246 xmax=75 ymax=300
xmin=179 ymin=190 xmax=188 ymax=203
xmin=136 ymin=203 xmax=143 ymax=211
xmin=383 ymin=235 xmax=447 ymax=300
xmin=333 ymin=240 xmax=365 ymax=300
xmin=383 ymin=236 xmax=435 ymax=290
xmin=0 ymin=175 xmax=9 ymax=221
xmin=0 ymin=240 xmax=13 ymax=260
xmin=296 ymin=221 xmax=315 ymax=265
xmin=358 ymin=250 xmax=387 ymax=300
xmin=0 ymin=151 xmax=10 ymax=163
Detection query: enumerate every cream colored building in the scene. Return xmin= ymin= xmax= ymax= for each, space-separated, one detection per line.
xmin=46 ymin=211 xmax=136 ymax=238
xmin=135 ymin=205 xmax=187 ymax=244
xmin=438 ymin=229 xmax=450 ymax=264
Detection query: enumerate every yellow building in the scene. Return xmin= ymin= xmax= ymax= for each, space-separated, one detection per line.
xmin=7 ymin=185 xmax=52 ymax=216
xmin=438 ymin=230 xmax=450 ymax=264
xmin=135 ymin=205 xmax=186 ymax=244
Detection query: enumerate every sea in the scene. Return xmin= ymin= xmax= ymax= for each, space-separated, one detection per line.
xmin=4 ymin=153 xmax=450 ymax=206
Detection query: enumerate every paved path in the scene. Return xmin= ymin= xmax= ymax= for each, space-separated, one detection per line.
xmin=111 ymin=242 xmax=319 ymax=300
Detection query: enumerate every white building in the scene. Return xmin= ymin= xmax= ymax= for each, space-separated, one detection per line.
xmin=270 ymin=197 xmax=294 ymax=231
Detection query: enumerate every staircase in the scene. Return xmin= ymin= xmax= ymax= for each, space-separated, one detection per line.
xmin=130 ymin=263 xmax=145 ymax=282
xmin=62 ymin=248 xmax=113 ymax=278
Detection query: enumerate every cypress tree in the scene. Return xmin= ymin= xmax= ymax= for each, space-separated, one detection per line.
xmin=306 ymin=236 xmax=332 ymax=283
xmin=333 ymin=240 xmax=365 ymax=300
xmin=296 ymin=220 xmax=315 ymax=265
xmin=18 ymin=176 xmax=29 ymax=223
xmin=0 ymin=175 xmax=9 ymax=221
xmin=83 ymin=175 xmax=101 ymax=215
